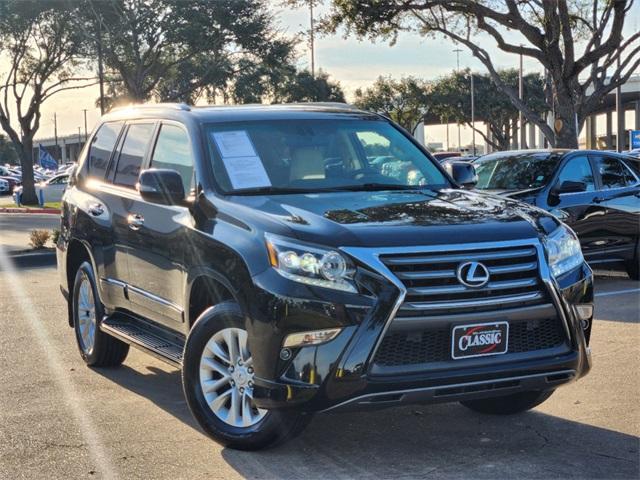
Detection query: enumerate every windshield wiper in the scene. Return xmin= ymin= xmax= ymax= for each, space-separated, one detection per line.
xmin=230 ymin=186 xmax=321 ymax=195
xmin=322 ymin=183 xmax=422 ymax=192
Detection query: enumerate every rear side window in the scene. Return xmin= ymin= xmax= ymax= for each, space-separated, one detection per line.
xmin=595 ymin=156 xmax=638 ymax=189
xmin=556 ymin=156 xmax=595 ymax=192
xmin=88 ymin=121 xmax=123 ymax=179
xmin=151 ymin=124 xmax=194 ymax=194
xmin=114 ymin=123 xmax=155 ymax=188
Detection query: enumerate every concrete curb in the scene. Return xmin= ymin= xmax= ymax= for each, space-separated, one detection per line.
xmin=0 ymin=207 xmax=60 ymax=214
xmin=3 ymin=249 xmax=56 ymax=270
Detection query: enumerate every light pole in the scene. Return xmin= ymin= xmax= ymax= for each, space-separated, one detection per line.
xmin=83 ymin=109 xmax=88 ymax=140
xmin=519 ymin=49 xmax=526 ymax=149
xmin=53 ymin=113 xmax=59 ymax=162
xmin=309 ymin=0 xmax=315 ymax=78
xmin=453 ymin=49 xmax=462 ymax=151
xmin=470 ymin=73 xmax=476 ymax=156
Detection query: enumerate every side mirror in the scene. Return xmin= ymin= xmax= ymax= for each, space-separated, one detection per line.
xmin=138 ymin=168 xmax=185 ymax=205
xmin=449 ymin=161 xmax=478 ymax=189
xmin=555 ymin=180 xmax=586 ymax=194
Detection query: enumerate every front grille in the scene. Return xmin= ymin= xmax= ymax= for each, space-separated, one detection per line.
xmin=381 ymin=244 xmax=547 ymax=316
xmin=375 ymin=318 xmax=566 ymax=367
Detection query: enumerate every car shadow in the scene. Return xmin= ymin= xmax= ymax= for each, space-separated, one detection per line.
xmin=95 ymin=364 xmax=639 ymax=479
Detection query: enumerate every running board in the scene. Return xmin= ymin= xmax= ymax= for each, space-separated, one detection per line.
xmin=100 ymin=314 xmax=184 ymax=368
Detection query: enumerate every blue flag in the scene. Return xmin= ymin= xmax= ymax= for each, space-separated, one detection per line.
xmin=39 ymin=144 xmax=57 ymax=170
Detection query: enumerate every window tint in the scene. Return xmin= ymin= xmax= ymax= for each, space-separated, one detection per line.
xmin=474 ymin=152 xmax=559 ymax=190
xmin=556 ymin=156 xmax=595 ymax=192
xmin=151 ymin=124 xmax=194 ymax=193
xmin=88 ymin=121 xmax=123 ymax=179
xmin=205 ymin=120 xmax=449 ymax=193
xmin=595 ymin=156 xmax=637 ymax=189
xmin=114 ymin=123 xmax=155 ymax=188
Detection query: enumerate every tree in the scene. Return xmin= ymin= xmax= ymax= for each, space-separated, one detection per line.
xmin=0 ymin=134 xmax=20 ymax=165
xmin=272 ymin=70 xmax=345 ymax=103
xmin=323 ymin=0 xmax=639 ymax=148
xmin=83 ymin=0 xmax=298 ymax=106
xmin=353 ymin=76 xmax=429 ymax=131
xmin=0 ymin=1 xmax=94 ymax=204
xmin=428 ymin=69 xmax=547 ymax=151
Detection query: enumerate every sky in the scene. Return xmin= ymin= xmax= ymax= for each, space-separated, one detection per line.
xmin=17 ymin=2 xmax=640 ymax=147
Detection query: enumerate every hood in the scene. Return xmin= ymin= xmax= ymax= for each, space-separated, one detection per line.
xmin=224 ymin=188 xmax=559 ymax=248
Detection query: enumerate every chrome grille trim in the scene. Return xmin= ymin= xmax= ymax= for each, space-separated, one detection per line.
xmin=406 ymin=278 xmax=538 ymax=297
xmin=400 ymin=291 xmax=544 ymax=311
xmin=382 ymin=247 xmax=537 ymax=265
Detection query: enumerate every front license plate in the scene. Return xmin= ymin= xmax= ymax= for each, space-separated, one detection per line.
xmin=452 ymin=321 xmax=509 ymax=360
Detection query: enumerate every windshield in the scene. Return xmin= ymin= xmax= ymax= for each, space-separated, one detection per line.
xmin=474 ymin=152 xmax=560 ymax=190
xmin=204 ymin=119 xmax=449 ymax=194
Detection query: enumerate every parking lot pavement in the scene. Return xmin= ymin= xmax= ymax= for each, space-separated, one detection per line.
xmin=0 ymin=213 xmax=60 ymax=253
xmin=0 ymin=265 xmax=638 ymax=480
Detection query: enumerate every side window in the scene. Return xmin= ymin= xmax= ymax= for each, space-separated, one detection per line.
xmin=595 ymin=156 xmax=637 ymax=189
xmin=556 ymin=156 xmax=595 ymax=192
xmin=114 ymin=123 xmax=155 ymax=188
xmin=150 ymin=124 xmax=194 ymax=194
xmin=88 ymin=121 xmax=123 ymax=179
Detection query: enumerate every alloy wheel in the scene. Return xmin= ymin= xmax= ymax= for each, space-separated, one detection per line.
xmin=77 ymin=275 xmax=97 ymax=354
xmin=199 ymin=327 xmax=267 ymax=428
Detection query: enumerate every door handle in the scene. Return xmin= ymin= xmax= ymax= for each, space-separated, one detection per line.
xmin=592 ymin=196 xmax=606 ymax=204
xmin=88 ymin=203 xmax=104 ymax=216
xmin=127 ymin=213 xmax=144 ymax=230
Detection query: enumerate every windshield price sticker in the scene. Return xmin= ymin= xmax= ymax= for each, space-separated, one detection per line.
xmin=211 ymin=130 xmax=271 ymax=190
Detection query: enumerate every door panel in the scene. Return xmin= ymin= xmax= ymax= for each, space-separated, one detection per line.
xmin=124 ymin=123 xmax=196 ymax=328
xmin=547 ymin=155 xmax=606 ymax=261
xmin=591 ymin=155 xmax=640 ymax=261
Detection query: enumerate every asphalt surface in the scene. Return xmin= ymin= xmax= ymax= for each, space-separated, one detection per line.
xmin=0 ymin=214 xmax=60 ymax=252
xmin=0 ymin=262 xmax=638 ymax=480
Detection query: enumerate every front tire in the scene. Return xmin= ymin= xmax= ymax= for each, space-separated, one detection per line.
xmin=182 ymin=302 xmax=310 ymax=450
xmin=460 ymin=390 xmax=554 ymax=415
xmin=72 ymin=261 xmax=129 ymax=367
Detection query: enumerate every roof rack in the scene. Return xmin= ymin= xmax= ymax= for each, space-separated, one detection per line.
xmin=286 ymin=102 xmax=359 ymax=110
xmin=111 ymin=102 xmax=191 ymax=112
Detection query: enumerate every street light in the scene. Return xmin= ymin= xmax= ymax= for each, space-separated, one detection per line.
xmin=470 ymin=72 xmax=476 ymax=156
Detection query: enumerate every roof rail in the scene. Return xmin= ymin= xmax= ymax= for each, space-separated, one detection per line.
xmin=286 ymin=102 xmax=359 ymax=110
xmin=111 ymin=102 xmax=191 ymax=112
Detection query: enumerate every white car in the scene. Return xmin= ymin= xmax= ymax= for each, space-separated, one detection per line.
xmin=13 ymin=173 xmax=69 ymax=204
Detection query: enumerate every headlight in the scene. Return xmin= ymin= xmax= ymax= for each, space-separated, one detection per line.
xmin=543 ymin=225 xmax=584 ymax=278
xmin=265 ymin=234 xmax=357 ymax=293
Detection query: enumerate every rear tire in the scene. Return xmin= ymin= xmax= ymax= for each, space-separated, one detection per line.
xmin=460 ymin=390 xmax=554 ymax=415
xmin=72 ymin=262 xmax=129 ymax=367
xmin=182 ymin=302 xmax=311 ymax=450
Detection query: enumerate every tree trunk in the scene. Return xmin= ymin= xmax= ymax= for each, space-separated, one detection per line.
xmin=552 ymin=84 xmax=580 ymax=149
xmin=19 ymin=137 xmax=38 ymax=205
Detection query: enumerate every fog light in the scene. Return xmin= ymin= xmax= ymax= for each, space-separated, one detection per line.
xmin=283 ymin=328 xmax=342 ymax=348
xmin=575 ymin=304 xmax=593 ymax=321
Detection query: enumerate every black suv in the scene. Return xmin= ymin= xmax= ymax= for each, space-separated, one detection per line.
xmin=58 ymin=103 xmax=593 ymax=450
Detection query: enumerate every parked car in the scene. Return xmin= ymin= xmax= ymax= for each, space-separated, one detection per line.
xmin=432 ymin=151 xmax=462 ymax=162
xmin=0 ymin=175 xmax=20 ymax=193
xmin=472 ymin=149 xmax=640 ymax=279
xmin=0 ymin=178 xmax=9 ymax=195
xmin=13 ymin=173 xmax=69 ymax=204
xmin=58 ymin=104 xmax=593 ymax=450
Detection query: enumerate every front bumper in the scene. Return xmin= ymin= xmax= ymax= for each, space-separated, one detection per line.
xmin=246 ymin=240 xmax=593 ymax=413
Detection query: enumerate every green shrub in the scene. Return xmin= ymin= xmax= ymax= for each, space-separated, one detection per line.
xmin=29 ymin=229 xmax=50 ymax=249
xmin=51 ymin=228 xmax=60 ymax=245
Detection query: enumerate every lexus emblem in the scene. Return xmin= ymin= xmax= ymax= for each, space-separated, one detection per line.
xmin=457 ymin=261 xmax=490 ymax=288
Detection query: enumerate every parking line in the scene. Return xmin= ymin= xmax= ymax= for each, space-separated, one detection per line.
xmin=595 ymin=288 xmax=640 ymax=298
